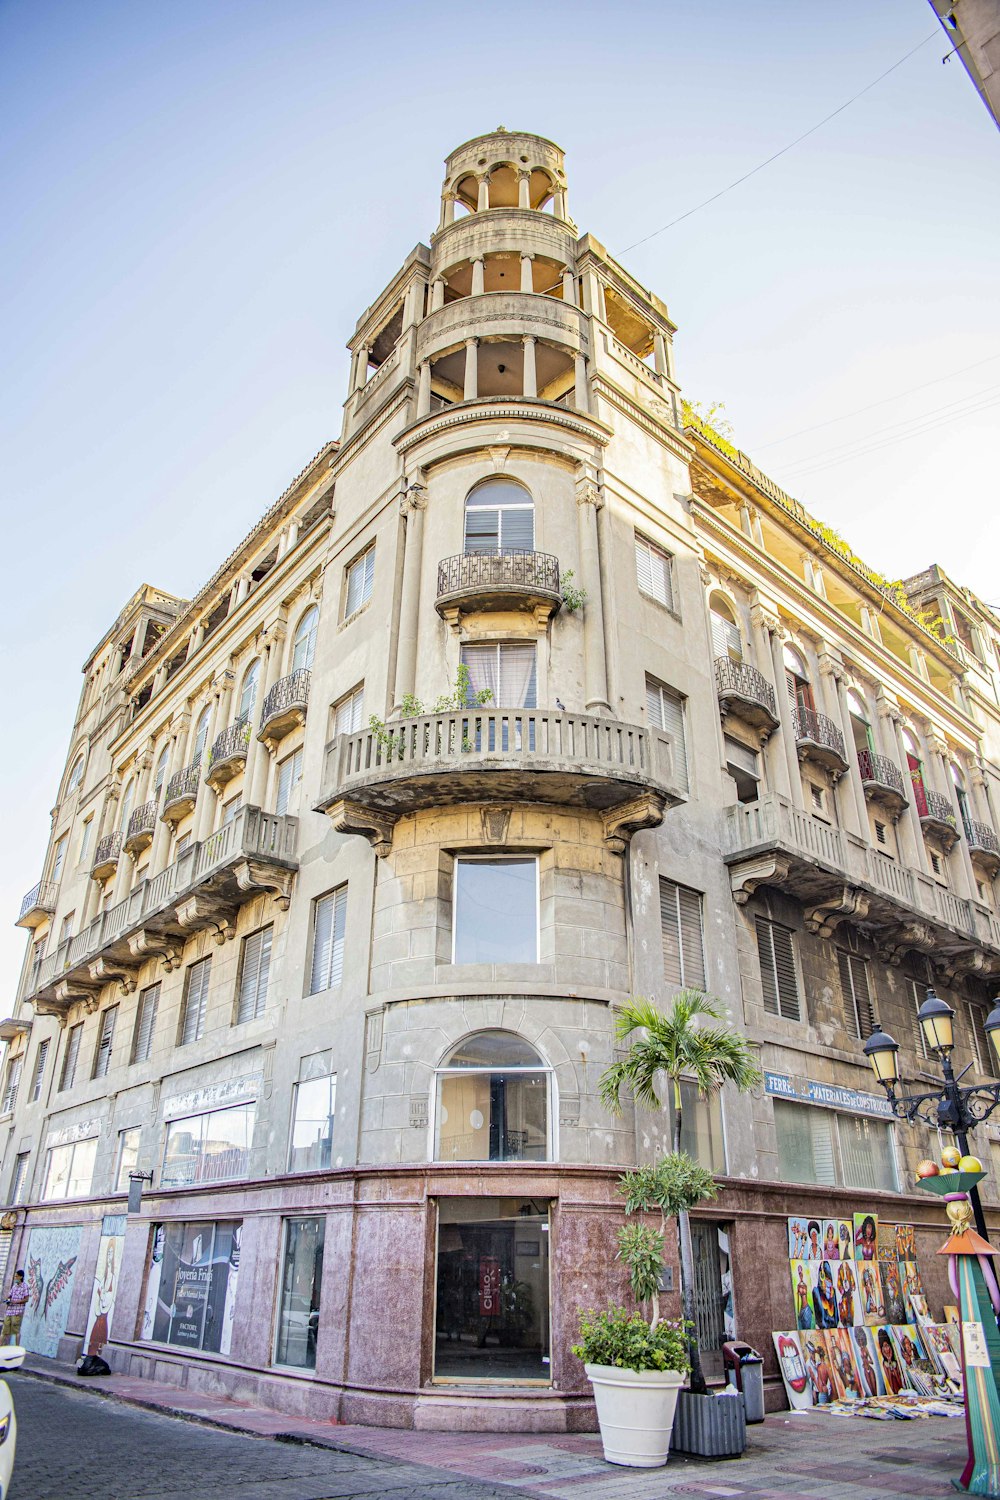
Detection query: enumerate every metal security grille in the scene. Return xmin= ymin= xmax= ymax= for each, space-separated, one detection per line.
xmin=689 ymin=1221 xmax=726 ymax=1355
xmin=755 ymin=917 xmax=801 ymax=1021
xmin=659 ymin=878 xmax=706 ymax=990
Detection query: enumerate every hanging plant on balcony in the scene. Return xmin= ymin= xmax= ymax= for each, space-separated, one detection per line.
xmin=368 ymin=665 xmax=493 ymax=757
xmin=561 ymin=569 xmax=588 ymax=613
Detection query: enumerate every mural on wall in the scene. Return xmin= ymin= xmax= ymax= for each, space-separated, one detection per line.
xmin=20 ymin=1224 xmax=81 ymax=1358
xmin=84 ymin=1215 xmax=126 ymax=1357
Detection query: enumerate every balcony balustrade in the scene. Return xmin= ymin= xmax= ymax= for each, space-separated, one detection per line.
xmin=258 ymin=670 xmax=310 ymax=750
xmin=435 ymin=550 xmax=561 ymax=627
xmin=91 ymin=832 xmax=122 ymax=881
xmin=713 ymin=658 xmax=780 ymax=739
xmin=918 ymin=787 xmax=960 ymax=850
xmin=724 ymin=792 xmax=1000 ymax=975
xmin=16 ymin=880 xmax=57 ymax=930
xmin=206 ymin=716 xmax=251 ymax=791
xmin=965 ymin=818 xmax=1000 ymax=876
xmin=857 ymin=749 xmax=908 ymax=815
xmin=317 ymin=707 xmax=681 ymax=858
xmin=162 ymin=763 xmax=200 ymax=823
xmin=124 ymin=801 xmax=158 ymax=856
xmin=28 ymin=807 xmax=297 ymax=1017
xmin=792 ymin=706 xmax=849 ymax=776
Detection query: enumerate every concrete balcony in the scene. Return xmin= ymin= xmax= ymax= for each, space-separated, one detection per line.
xmin=206 ymin=717 xmax=250 ymax=791
xmin=724 ymin=792 xmax=1000 ymax=976
xmin=162 ymin=763 xmax=200 ymax=823
xmin=317 ymin=708 xmax=681 ymax=857
xmin=713 ymin=658 xmax=780 ymax=741
xmin=91 ymin=833 xmax=122 ymax=882
xmin=431 ymin=209 xmax=578 ymax=274
xmin=965 ymin=819 xmax=1000 ymax=877
xmin=124 ymin=801 xmax=157 ymax=857
xmin=416 ymin=292 xmax=587 ymax=366
xmin=857 ymin=749 xmax=908 ymax=817
xmin=918 ymin=788 xmax=960 ymax=851
xmin=16 ymin=880 xmax=57 ymax=930
xmin=0 ymin=1019 xmax=30 ymax=1043
xmin=435 ymin=550 xmax=561 ymax=628
xmin=792 ymin=707 xmax=849 ymax=777
xmin=28 ymin=807 xmax=297 ymax=1017
xmin=258 ymin=670 xmax=310 ymax=750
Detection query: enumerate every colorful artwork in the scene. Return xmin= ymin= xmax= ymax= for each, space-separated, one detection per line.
xmin=893 ymin=1325 xmax=940 ymax=1396
xmin=791 ymin=1260 xmax=817 ymax=1330
xmin=924 ymin=1323 xmax=962 ymax=1385
xmin=827 ymin=1327 xmax=863 ymax=1398
xmin=880 ymin=1261 xmax=907 ymax=1325
xmin=20 ymin=1224 xmax=81 ymax=1359
xmin=84 ymin=1214 xmax=126 ymax=1357
xmin=804 ymin=1218 xmax=823 ymax=1260
xmin=835 ymin=1259 xmax=862 ymax=1327
xmin=901 ymin=1260 xmax=923 ymax=1303
xmin=811 ymin=1260 xmax=839 ymax=1329
xmin=773 ymin=1330 xmax=814 ymax=1410
xmin=874 ymin=1324 xmax=906 ymax=1394
xmin=850 ymin=1326 xmax=886 ymax=1396
xmin=853 ymin=1212 xmax=878 ymax=1262
xmin=877 ymin=1223 xmax=898 ymax=1263
xmin=859 ymin=1262 xmax=885 ymax=1325
xmin=895 ymin=1223 xmax=916 ymax=1261
xmin=822 ymin=1220 xmax=841 ymax=1262
xmin=838 ymin=1220 xmax=853 ymax=1262
xmin=788 ymin=1218 xmax=810 ymax=1260
xmin=908 ymin=1293 xmax=931 ymax=1326
xmin=944 ymin=1304 xmax=960 ymax=1324
xmin=802 ymin=1331 xmax=836 ymax=1405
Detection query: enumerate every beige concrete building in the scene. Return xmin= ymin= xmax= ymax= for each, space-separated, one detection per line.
xmin=3 ymin=128 xmax=1000 ymax=1424
xmin=929 ymin=0 xmax=1000 ymax=130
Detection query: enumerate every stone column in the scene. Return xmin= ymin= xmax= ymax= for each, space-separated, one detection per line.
xmin=517 ymin=169 xmax=531 ymax=209
xmin=574 ymin=353 xmax=588 ymax=413
xmin=249 ymin=625 xmax=286 ymax=807
xmin=463 ymin=339 xmax=478 ymax=400
xmin=471 ymin=257 xmax=485 ymax=296
xmin=522 ymin=337 xmax=537 ymax=398
xmin=477 ymin=176 xmax=489 ymax=211
xmin=353 ymin=346 xmax=369 ymax=391
xmin=769 ymin=631 xmax=804 ymax=809
xmin=416 ymin=360 xmax=431 ymax=418
xmin=827 ymin=664 xmax=866 ymax=837
xmin=392 ymin=484 xmax=427 ymax=715
xmin=582 ymin=270 xmax=606 ymax=322
xmin=749 ymin=607 xmax=793 ymax=804
xmin=654 ymin=333 xmax=668 ymax=379
xmin=576 ymin=474 xmax=612 ymax=715
xmin=554 ymin=187 xmax=568 ymax=219
xmin=520 ymin=254 xmax=534 ymax=293
xmin=441 ymin=194 xmax=455 ymax=228
xmin=562 ymin=268 xmax=576 ymax=304
xmin=430 ymin=279 xmax=445 ymax=312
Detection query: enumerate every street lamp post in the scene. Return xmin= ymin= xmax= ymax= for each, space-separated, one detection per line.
xmin=862 ymin=991 xmax=1000 ymax=1245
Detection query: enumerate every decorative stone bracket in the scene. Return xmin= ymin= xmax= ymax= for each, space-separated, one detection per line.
xmin=803 ymin=887 xmax=869 ymax=939
xmin=730 ymin=854 xmax=792 ymax=905
xmin=176 ymin=891 xmax=237 ymax=939
xmin=326 ymin=799 xmax=399 ymax=858
xmin=601 ymin=791 xmax=665 ymax=855
xmin=876 ymin=922 xmax=935 ymax=967
xmin=127 ymin=930 xmax=182 ymax=972
xmin=88 ymin=956 xmax=137 ymax=995
xmin=233 ymin=858 xmax=295 ymax=911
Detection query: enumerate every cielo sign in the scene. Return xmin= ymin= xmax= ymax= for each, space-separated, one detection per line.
xmin=764 ymin=1069 xmax=894 ymax=1120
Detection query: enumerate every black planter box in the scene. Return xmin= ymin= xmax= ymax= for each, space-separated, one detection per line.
xmin=670 ymin=1389 xmax=747 ymax=1458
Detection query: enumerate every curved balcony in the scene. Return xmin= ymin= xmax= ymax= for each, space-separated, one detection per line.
xmin=965 ymin=819 xmax=1000 ymax=876
xmin=17 ymin=880 xmax=57 ymax=930
xmin=91 ymin=832 xmax=122 ymax=882
xmin=162 ymin=763 xmax=200 ymax=823
xmin=417 ymin=292 xmax=587 ymax=367
xmin=431 ymin=210 xmax=578 ymax=278
xmin=124 ymin=801 xmax=157 ymax=857
xmin=317 ymin=708 xmax=681 ymax=858
xmin=713 ymin=658 xmax=779 ymax=740
xmin=258 ymin=669 xmax=310 ymax=750
xmin=792 ymin=707 xmax=848 ymax=777
xmin=206 ymin=717 xmax=250 ymax=791
xmin=435 ymin=551 xmax=561 ymax=627
xmin=919 ymin=788 xmax=960 ymax=851
xmin=857 ymin=749 xmax=908 ymax=816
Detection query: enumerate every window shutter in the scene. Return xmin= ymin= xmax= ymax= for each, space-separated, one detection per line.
xmin=724 ymin=736 xmax=758 ymax=777
xmin=660 ymin=878 xmax=705 ymax=989
xmin=30 ymin=1040 xmax=49 ymax=1102
xmin=968 ymin=1003 xmax=991 ymax=1073
xmin=11 ymin=1153 xmax=29 ymax=1204
xmin=755 ymin=917 xmax=801 ymax=1021
xmin=311 ymin=888 xmax=347 ymax=994
xmin=464 ymin=505 xmax=499 ymax=551
xmin=646 ymin=679 xmax=688 ymax=792
xmin=711 ymin=611 xmax=741 ymax=661
xmin=93 ymin=1006 xmax=117 ymax=1079
xmin=276 ymin=749 xmax=303 ymax=816
xmin=839 ymin=952 xmax=875 ymax=1039
xmin=334 ymin=688 xmax=365 ymax=738
xmin=181 ymin=958 xmax=212 ymax=1045
xmin=346 ymin=548 xmax=375 ymax=615
xmin=133 ymin=983 xmax=159 ymax=1064
xmin=908 ymin=979 xmax=929 ymax=1058
xmin=1 ymin=1058 xmax=22 ymax=1114
xmin=660 ymin=879 xmax=682 ymax=986
xmin=635 ymin=536 xmax=673 ymax=609
xmin=501 ymin=505 xmax=534 ymax=551
xmin=237 ymin=927 xmax=273 ymax=1024
xmin=59 ymin=1024 xmax=82 ymax=1091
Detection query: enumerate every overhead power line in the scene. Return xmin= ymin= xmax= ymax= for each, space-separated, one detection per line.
xmin=622 ymin=30 xmax=938 ymax=253
xmin=776 ymin=388 xmax=1000 ymax=479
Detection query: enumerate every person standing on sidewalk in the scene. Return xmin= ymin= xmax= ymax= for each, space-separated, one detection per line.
xmin=2 ymin=1271 xmax=28 ymax=1344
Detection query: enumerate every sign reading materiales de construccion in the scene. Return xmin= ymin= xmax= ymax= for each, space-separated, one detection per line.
xmin=764 ymin=1069 xmax=894 ymax=1120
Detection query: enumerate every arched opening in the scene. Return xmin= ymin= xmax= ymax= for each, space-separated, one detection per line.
xmin=783 ymin=645 xmax=814 ymax=712
xmin=66 ymin=754 xmax=85 ymax=796
xmin=951 ymin=762 xmax=969 ymax=829
xmin=487 ymin=163 xmax=518 ymax=207
xmin=292 ymin=606 xmax=319 ymax=673
xmin=435 ymin=1030 xmax=550 ymax=1163
xmin=453 ymin=174 xmax=479 ymax=213
xmin=902 ymin=728 xmax=928 ymax=814
xmin=709 ymin=595 xmax=742 ymax=662
xmin=429 ymin=336 xmax=576 ymax=408
xmin=464 ymin=479 xmax=533 ymax=553
xmin=192 ymin=706 xmax=212 ymax=764
xmin=238 ymin=660 xmax=260 ymax=723
xmin=846 ymin=689 xmax=874 ymax=757
xmin=152 ymin=745 xmax=170 ymax=804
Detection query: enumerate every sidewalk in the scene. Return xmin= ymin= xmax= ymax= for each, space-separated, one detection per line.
xmin=19 ymin=1354 xmax=968 ymax=1500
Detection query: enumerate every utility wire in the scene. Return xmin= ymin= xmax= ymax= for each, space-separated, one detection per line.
xmin=777 ymin=391 xmax=1000 ymax=479
xmin=622 ymin=31 xmax=939 ymax=253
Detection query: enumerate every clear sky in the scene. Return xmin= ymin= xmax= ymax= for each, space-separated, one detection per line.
xmin=1 ymin=0 xmax=997 ymax=994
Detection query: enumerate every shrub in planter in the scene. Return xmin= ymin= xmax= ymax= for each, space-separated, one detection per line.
xmin=573 ymin=1307 xmax=689 ymax=1375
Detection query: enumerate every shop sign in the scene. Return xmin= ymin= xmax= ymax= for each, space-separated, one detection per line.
xmin=163 ymin=1072 xmax=262 ymax=1120
xmin=479 ymin=1257 xmax=501 ymax=1317
xmin=764 ymin=1070 xmax=894 ymax=1120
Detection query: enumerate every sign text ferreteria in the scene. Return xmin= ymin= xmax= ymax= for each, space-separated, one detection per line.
xmin=764 ymin=1070 xmax=894 ymax=1120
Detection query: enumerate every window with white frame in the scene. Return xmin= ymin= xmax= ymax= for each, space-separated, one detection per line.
xmin=1 ymin=1057 xmax=22 ymax=1114
xmin=236 ymin=926 xmax=272 ymax=1024
xmin=333 ymin=685 xmax=365 ymax=738
xmin=645 ymin=676 xmax=688 ymax=791
xmin=276 ymin=748 xmax=303 ymax=816
xmin=659 ymin=877 xmax=706 ymax=990
xmin=635 ymin=533 xmax=675 ymax=610
xmin=161 ymin=1102 xmax=256 ymax=1188
xmin=51 ymin=834 xmax=68 ymax=882
xmin=238 ymin=660 xmax=260 ymax=722
xmin=192 ymin=705 xmax=212 ymax=763
xmin=59 ymin=911 xmax=75 ymax=945
xmin=344 ymin=545 xmax=375 ymax=618
xmin=755 ymin=916 xmax=801 ymax=1021
xmin=58 ymin=1023 xmax=83 ymax=1091
xmin=773 ymin=1099 xmax=898 ymax=1192
xmin=118 ymin=779 xmax=135 ymax=835
xmin=132 ymin=983 xmax=159 ymax=1064
xmin=709 ymin=598 xmax=742 ymax=661
xmin=435 ymin=1031 xmax=550 ymax=1162
xmin=29 ymin=1040 xmax=49 ymax=1103
xmin=115 ymin=1127 xmax=141 ymax=1192
xmin=464 ymin=479 xmax=534 ymax=552
xmin=67 ymin=754 xmax=85 ymax=794
xmin=309 ymin=887 xmax=347 ymax=994
xmin=288 ymin=1052 xmax=336 ymax=1173
xmin=453 ymin=857 xmax=538 ymax=964
xmin=291 ymin=605 xmax=319 ymax=672
xmin=152 ymin=745 xmax=170 ymax=804
xmin=42 ymin=1136 xmax=98 ymax=1200
xmin=222 ymin=796 xmax=241 ymax=825
xmin=10 ymin=1152 xmax=30 ymax=1205
xmin=92 ymin=1005 xmax=118 ymax=1079
xmin=838 ymin=951 xmax=876 ymax=1039
xmin=178 ymin=957 xmax=212 ymax=1045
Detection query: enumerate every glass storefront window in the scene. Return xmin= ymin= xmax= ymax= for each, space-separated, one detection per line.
xmin=774 ymin=1100 xmax=898 ymax=1192
xmin=435 ymin=1031 xmax=549 ymax=1162
xmin=41 ymin=1136 xmax=97 ymax=1200
xmin=434 ymin=1198 xmax=550 ymax=1382
xmin=288 ymin=1053 xmax=336 ymax=1173
xmin=161 ymin=1103 xmax=255 ymax=1188
xmin=274 ymin=1217 xmax=325 ymax=1369
xmin=141 ymin=1220 xmax=242 ymax=1355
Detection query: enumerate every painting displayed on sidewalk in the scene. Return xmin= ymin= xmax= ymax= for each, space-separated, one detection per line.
xmin=19 ymin=1224 xmax=81 ymax=1358
xmin=84 ymin=1214 xmax=126 ymax=1356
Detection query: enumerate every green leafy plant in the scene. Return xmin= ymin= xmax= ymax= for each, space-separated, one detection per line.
xmin=368 ymin=665 xmax=493 ymax=756
xmin=560 ymin=569 xmax=588 ymax=613
xmin=572 ymin=1307 xmax=690 ymax=1376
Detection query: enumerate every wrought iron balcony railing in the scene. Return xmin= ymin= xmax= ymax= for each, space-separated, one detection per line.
xmin=206 ymin=715 xmax=251 ymax=787
xmin=437 ymin=549 xmax=560 ymax=598
xmin=792 ymin=706 xmax=847 ymax=765
xmin=163 ymin=762 xmax=200 ymax=820
xmin=92 ymin=832 xmax=122 ymax=876
xmin=857 ymin=749 xmax=907 ymax=802
xmin=922 ymin=789 xmax=958 ymax=830
xmin=713 ymin=657 xmax=777 ymax=720
xmin=258 ymin=670 xmax=311 ymax=747
xmin=17 ymin=880 xmax=57 ymax=927
xmin=126 ymin=801 xmax=158 ymax=850
xmin=965 ymin=819 xmax=1000 ymax=857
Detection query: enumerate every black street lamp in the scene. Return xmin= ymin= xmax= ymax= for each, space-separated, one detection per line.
xmin=862 ymin=991 xmax=1000 ymax=1244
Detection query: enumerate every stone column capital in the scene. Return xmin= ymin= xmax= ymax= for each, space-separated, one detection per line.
xmin=575 ymin=477 xmax=604 ymax=511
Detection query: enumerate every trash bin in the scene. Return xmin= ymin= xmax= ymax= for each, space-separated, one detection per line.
xmin=722 ymin=1342 xmax=765 ymax=1423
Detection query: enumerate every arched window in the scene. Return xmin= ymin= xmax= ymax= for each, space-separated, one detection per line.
xmin=783 ymin=645 xmax=814 ymax=712
xmin=238 ymin=660 xmax=260 ymax=723
xmin=846 ymin=689 xmax=873 ymax=756
xmin=464 ymin=479 xmax=534 ymax=554
xmin=119 ymin=778 xmax=135 ymax=833
xmin=902 ymin=729 xmax=927 ymax=813
xmin=435 ymin=1030 xmax=550 ymax=1163
xmin=152 ymin=746 xmax=170 ymax=803
xmin=709 ymin=596 xmax=742 ymax=662
xmin=951 ymin=762 xmax=969 ymax=826
xmin=192 ymin=705 xmax=212 ymax=764
xmin=292 ymin=606 xmax=319 ymax=673
xmin=66 ymin=754 xmax=85 ymax=795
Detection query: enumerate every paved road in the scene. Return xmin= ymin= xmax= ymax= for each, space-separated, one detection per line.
xmin=9 ymin=1375 xmax=522 ymax=1500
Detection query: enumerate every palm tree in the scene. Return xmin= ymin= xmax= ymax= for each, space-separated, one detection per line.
xmin=599 ymin=990 xmax=763 ymax=1394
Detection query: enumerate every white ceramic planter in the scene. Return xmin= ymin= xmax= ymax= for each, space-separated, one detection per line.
xmin=584 ymin=1363 xmax=685 ymax=1467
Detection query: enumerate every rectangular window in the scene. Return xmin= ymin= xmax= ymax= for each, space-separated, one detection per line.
xmin=724 ymin=735 xmax=759 ymax=804
xmin=179 ymin=957 xmax=212 ymax=1046
xmin=78 ymin=817 xmax=93 ymax=866
xmin=838 ymin=951 xmax=875 ymax=1039
xmin=132 ymin=983 xmax=160 ymax=1064
xmin=679 ymin=1080 xmax=727 ymax=1173
xmin=908 ymin=978 xmax=930 ymax=1059
xmin=309 ymin=887 xmax=347 ymax=994
xmin=333 ymin=685 xmax=365 ymax=738
xmin=1 ymin=1058 xmax=22 ymax=1115
xmin=140 ymin=1220 xmax=242 ymax=1354
xmin=755 ymin=917 xmax=801 ymax=1021
xmin=453 ymin=857 xmax=538 ymax=965
xmin=29 ymin=1040 xmax=49 ymax=1103
xmin=42 ymin=1136 xmax=98 ymax=1200
xmin=288 ymin=1054 xmax=336 ymax=1173
xmin=236 ymin=926 xmax=273 ymax=1024
xmin=59 ymin=911 xmax=75 ymax=945
xmin=222 ymin=796 xmax=241 ymax=825
xmin=710 ymin=610 xmax=741 ymax=660
xmin=274 ymin=1217 xmax=325 ymax=1370
xmin=645 ymin=677 xmax=688 ymax=791
xmin=51 ymin=835 xmax=67 ymax=882
xmin=115 ymin=1128 xmax=141 ymax=1192
xmin=635 ymin=533 xmax=674 ymax=610
xmin=275 ymin=749 xmax=303 ymax=816
xmin=345 ymin=545 xmax=375 ymax=618
xmin=162 ymin=1102 xmax=256 ymax=1188
xmin=659 ymin=877 xmax=706 ymax=990
xmin=175 ymin=832 xmax=192 ymax=857
xmin=461 ymin=642 xmax=537 ymax=709
xmin=968 ymin=1002 xmax=992 ymax=1074
xmin=92 ymin=1005 xmax=118 ymax=1079
xmin=10 ymin=1152 xmax=30 ymax=1205
xmin=774 ymin=1099 xmax=898 ymax=1192
xmin=59 ymin=1023 xmax=83 ymax=1091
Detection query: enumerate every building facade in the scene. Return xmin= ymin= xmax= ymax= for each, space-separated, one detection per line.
xmin=3 ymin=128 xmax=1000 ymax=1427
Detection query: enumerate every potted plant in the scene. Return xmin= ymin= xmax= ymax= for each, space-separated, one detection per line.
xmin=572 ymin=1215 xmax=689 ymax=1468
xmin=599 ymin=990 xmax=763 ymax=1455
